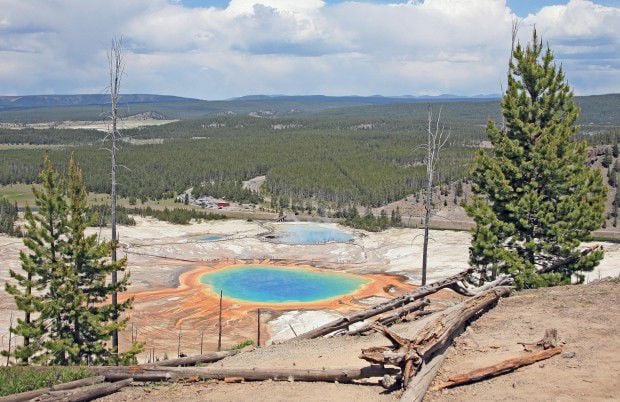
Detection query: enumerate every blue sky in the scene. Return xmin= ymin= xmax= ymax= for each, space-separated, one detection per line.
xmin=1 ymin=0 xmax=619 ymax=98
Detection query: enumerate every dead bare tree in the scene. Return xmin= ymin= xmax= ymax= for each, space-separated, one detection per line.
xmin=420 ymin=106 xmax=450 ymax=285
xmin=501 ymin=19 xmax=520 ymax=130
xmin=106 ymin=37 xmax=125 ymax=359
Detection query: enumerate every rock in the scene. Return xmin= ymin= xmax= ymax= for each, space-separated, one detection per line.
xmin=380 ymin=374 xmax=397 ymax=389
xmin=562 ymin=351 xmax=576 ymax=359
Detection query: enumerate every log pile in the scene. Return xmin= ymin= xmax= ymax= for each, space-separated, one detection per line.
xmin=358 ymin=287 xmax=512 ymax=401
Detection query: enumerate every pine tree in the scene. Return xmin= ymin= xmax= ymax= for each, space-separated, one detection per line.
xmin=43 ymin=156 xmax=134 ymax=365
xmin=465 ymin=30 xmax=607 ymax=289
xmin=4 ymin=156 xmax=66 ymax=363
xmin=0 ymin=197 xmax=18 ymax=235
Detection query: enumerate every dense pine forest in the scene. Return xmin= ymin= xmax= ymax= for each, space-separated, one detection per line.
xmin=0 ymin=97 xmax=618 ymax=208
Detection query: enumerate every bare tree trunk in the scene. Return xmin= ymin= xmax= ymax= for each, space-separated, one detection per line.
xmin=148 ymin=350 xmax=240 ymax=367
xmin=108 ymin=38 xmax=124 ymax=361
xmin=431 ymin=347 xmax=561 ymax=391
xmin=421 ymin=106 xmax=450 ymax=286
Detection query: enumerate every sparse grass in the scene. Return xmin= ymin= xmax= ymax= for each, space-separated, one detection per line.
xmin=0 ymin=366 xmax=93 ymax=397
xmin=0 ymin=184 xmax=39 ymax=206
xmin=229 ymin=339 xmax=253 ymax=350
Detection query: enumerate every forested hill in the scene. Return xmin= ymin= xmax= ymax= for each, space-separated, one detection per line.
xmin=0 ymin=93 xmax=617 ymax=207
xmin=0 ymin=93 xmax=501 ymax=123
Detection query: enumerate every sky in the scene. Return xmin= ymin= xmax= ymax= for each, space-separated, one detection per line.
xmin=0 ymin=0 xmax=619 ymax=99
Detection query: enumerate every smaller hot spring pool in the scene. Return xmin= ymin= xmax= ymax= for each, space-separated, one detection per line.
xmin=200 ymin=265 xmax=369 ymax=303
xmin=198 ymin=234 xmax=223 ymax=241
xmin=267 ymin=223 xmax=354 ymax=245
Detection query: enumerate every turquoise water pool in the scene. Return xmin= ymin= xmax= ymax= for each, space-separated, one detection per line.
xmin=199 ymin=234 xmax=223 ymax=241
xmin=199 ymin=265 xmax=369 ymax=303
xmin=268 ymin=224 xmax=354 ymax=245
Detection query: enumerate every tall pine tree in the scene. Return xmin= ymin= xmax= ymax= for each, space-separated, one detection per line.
xmin=465 ymin=30 xmax=606 ymax=289
xmin=5 ymin=156 xmax=66 ymax=363
xmin=61 ymin=156 xmax=133 ymax=364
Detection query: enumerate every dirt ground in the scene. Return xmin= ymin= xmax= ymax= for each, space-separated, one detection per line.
xmin=100 ymin=280 xmax=619 ymax=401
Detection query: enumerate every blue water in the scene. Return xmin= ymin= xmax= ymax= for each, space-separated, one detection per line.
xmin=269 ymin=224 xmax=354 ymax=245
xmin=199 ymin=265 xmax=368 ymax=303
xmin=199 ymin=234 xmax=223 ymax=241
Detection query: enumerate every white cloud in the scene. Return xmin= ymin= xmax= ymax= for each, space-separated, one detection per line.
xmin=0 ymin=0 xmax=618 ymax=97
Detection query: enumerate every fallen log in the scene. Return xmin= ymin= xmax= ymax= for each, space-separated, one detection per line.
xmin=431 ymin=347 xmax=562 ymax=391
xmin=450 ymin=275 xmax=513 ymax=296
xmin=293 ymin=268 xmax=473 ymax=340
xmin=91 ymin=365 xmax=398 ymax=383
xmin=0 ymin=376 xmax=105 ymax=402
xmin=50 ymin=376 xmax=106 ymax=391
xmin=39 ymin=378 xmax=133 ymax=402
xmin=345 ymin=299 xmax=431 ymax=336
xmin=102 ymin=373 xmax=172 ymax=382
xmin=0 ymin=387 xmax=51 ymax=402
xmin=401 ymin=344 xmax=449 ymax=402
xmin=147 ymin=349 xmax=241 ymax=367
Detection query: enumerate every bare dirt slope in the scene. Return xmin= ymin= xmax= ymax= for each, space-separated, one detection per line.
xmin=427 ymin=279 xmax=620 ymax=401
xmin=101 ymin=280 xmax=619 ymax=401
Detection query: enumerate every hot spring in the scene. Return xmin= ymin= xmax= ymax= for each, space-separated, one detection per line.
xmin=199 ymin=265 xmax=369 ymax=303
xmin=198 ymin=234 xmax=223 ymax=241
xmin=266 ymin=223 xmax=354 ymax=245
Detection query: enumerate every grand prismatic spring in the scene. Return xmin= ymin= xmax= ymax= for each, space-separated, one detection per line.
xmin=199 ymin=265 xmax=369 ymax=303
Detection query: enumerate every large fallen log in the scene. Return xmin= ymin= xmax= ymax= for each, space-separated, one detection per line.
xmin=431 ymin=347 xmax=562 ymax=391
xmin=293 ymin=268 xmax=473 ymax=340
xmin=344 ymin=299 xmax=431 ymax=336
xmin=0 ymin=376 xmax=105 ymax=402
xmin=148 ymin=349 xmax=241 ymax=367
xmin=449 ymin=275 xmax=513 ymax=296
xmin=401 ymin=344 xmax=449 ymax=402
xmin=50 ymin=376 xmax=106 ymax=391
xmin=41 ymin=378 xmax=133 ymax=402
xmin=1 ymin=388 xmax=52 ymax=402
xmin=358 ymin=286 xmax=511 ymax=401
xmin=91 ymin=365 xmax=398 ymax=383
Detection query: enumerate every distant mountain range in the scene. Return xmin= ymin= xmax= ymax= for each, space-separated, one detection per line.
xmin=0 ymin=93 xmax=502 ymax=110
xmin=231 ymin=93 xmax=501 ymax=102
xmin=0 ymin=94 xmax=192 ymax=109
xmin=0 ymin=93 xmax=617 ymax=125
